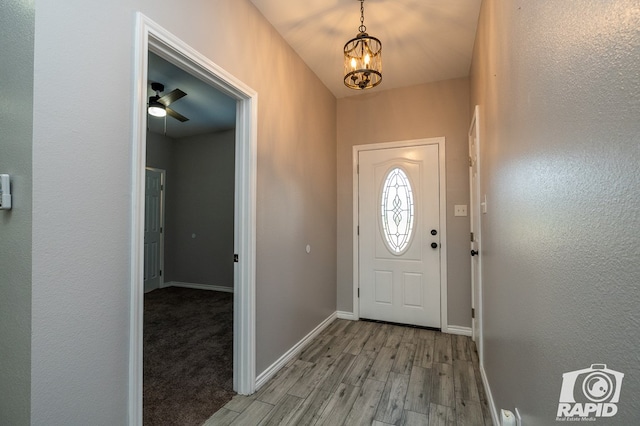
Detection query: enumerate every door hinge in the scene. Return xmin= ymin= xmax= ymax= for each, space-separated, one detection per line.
xmin=469 ymin=156 xmax=473 ymax=167
xmin=357 ymin=288 xmax=360 ymax=298
xmin=470 ymin=232 xmax=474 ymax=242
xmin=161 ymin=184 xmax=164 ymax=190
xmin=234 ymin=254 xmax=239 ymax=263
xmin=160 ymin=227 xmax=163 ymax=233
xmin=159 ymin=270 xmax=162 ymax=276
xmin=357 ymin=225 xmax=360 ymax=236
xmin=471 ymin=308 xmax=475 ymax=319
xmin=357 ymin=164 xmax=359 ymax=174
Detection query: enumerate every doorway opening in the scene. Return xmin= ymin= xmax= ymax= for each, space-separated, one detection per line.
xmin=130 ymin=13 xmax=257 ymax=425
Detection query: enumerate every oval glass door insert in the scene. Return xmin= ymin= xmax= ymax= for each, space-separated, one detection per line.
xmin=380 ymin=167 xmax=415 ymax=254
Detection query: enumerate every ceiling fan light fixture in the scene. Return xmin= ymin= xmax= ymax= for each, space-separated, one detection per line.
xmin=344 ymin=0 xmax=382 ymax=90
xmin=148 ymin=97 xmax=167 ymax=118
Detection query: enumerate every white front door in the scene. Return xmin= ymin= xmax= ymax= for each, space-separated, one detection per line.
xmin=358 ymin=144 xmax=442 ymax=328
xmin=144 ymin=168 xmax=165 ymax=293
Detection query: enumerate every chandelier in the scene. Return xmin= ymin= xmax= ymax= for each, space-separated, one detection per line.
xmin=343 ymin=0 xmax=382 ymax=90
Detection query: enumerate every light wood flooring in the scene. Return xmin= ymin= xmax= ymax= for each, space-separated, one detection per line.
xmin=204 ymin=319 xmax=493 ymax=426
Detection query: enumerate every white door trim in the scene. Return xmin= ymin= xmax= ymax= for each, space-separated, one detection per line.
xmin=130 ymin=13 xmax=257 ymax=425
xmin=352 ymin=138 xmax=448 ymax=330
xmin=468 ymin=105 xmax=483 ymax=363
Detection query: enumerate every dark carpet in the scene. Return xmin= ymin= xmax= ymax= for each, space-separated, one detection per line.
xmin=144 ymin=287 xmax=235 ymax=426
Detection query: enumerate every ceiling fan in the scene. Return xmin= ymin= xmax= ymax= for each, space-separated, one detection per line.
xmin=147 ymin=82 xmax=189 ymax=122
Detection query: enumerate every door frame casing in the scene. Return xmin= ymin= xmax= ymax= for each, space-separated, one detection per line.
xmin=468 ymin=105 xmax=483 ymax=363
xmin=144 ymin=167 xmax=166 ymax=293
xmin=130 ymin=13 xmax=257 ymax=425
xmin=352 ymin=138 xmax=448 ymax=330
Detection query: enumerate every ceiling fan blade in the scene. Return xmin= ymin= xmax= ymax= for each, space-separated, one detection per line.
xmin=158 ymin=88 xmax=187 ymax=106
xmin=166 ymin=107 xmax=189 ymax=122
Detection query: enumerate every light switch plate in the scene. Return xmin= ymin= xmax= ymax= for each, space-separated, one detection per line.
xmin=454 ymin=204 xmax=467 ymax=217
xmin=0 ymin=174 xmax=11 ymax=210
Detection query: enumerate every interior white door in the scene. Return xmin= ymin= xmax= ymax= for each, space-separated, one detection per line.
xmin=144 ymin=168 xmax=164 ymax=293
xmin=469 ymin=106 xmax=482 ymax=346
xmin=359 ymin=144 xmax=441 ymax=328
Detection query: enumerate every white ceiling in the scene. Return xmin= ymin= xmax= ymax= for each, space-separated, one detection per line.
xmin=250 ymin=0 xmax=482 ymax=98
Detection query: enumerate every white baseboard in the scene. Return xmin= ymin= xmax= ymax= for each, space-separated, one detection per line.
xmin=445 ymin=325 xmax=473 ymax=336
xmin=479 ymin=363 xmax=500 ymax=425
xmin=337 ymin=311 xmax=357 ymax=320
xmin=164 ymin=281 xmax=234 ymax=293
xmin=255 ymin=311 xmax=337 ymax=390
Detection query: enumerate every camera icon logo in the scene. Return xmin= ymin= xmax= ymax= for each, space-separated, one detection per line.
xmin=557 ymin=364 xmax=624 ymax=419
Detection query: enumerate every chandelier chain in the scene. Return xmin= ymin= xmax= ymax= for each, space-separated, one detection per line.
xmin=359 ymin=0 xmax=366 ymax=33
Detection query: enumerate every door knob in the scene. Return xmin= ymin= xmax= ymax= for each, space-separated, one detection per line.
xmin=471 ymin=250 xmax=479 ymax=256
xmin=431 ymin=229 xmax=438 ymax=236
xmin=431 ymin=242 xmax=438 ymax=249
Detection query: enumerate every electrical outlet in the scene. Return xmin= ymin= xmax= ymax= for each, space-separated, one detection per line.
xmin=454 ymin=204 xmax=467 ymax=217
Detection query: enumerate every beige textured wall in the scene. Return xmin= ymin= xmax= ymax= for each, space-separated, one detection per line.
xmin=470 ymin=0 xmax=640 ymax=423
xmin=337 ymin=78 xmax=472 ymax=327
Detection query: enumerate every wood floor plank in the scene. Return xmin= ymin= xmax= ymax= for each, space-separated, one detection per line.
xmin=455 ymin=399 xmax=485 ymax=426
xmin=203 ymin=408 xmax=239 ymax=426
xmin=416 ymin=328 xmax=436 ymax=341
xmin=414 ymin=336 xmax=435 ymax=369
xmin=344 ymin=319 xmax=365 ymax=334
xmin=433 ymin=333 xmax=452 ymax=364
xmin=368 ymin=346 xmax=397 ymax=382
xmin=392 ymin=342 xmax=416 ymax=375
xmin=224 ymin=394 xmax=256 ymax=413
xmin=298 ymin=333 xmax=333 ymax=362
xmin=404 ymin=366 xmax=432 ymax=415
xmin=258 ymin=394 xmax=304 ymax=426
xmin=323 ymin=319 xmax=348 ymax=336
xmin=228 ymin=400 xmax=274 ymax=426
xmin=431 ymin=362 xmax=455 ymax=408
xmin=343 ymin=350 xmax=377 ymax=387
xmin=452 ymin=335 xmax=471 ymax=361
xmin=384 ymin=325 xmax=405 ymax=349
xmin=453 ymin=360 xmax=480 ymax=402
xmin=363 ymin=324 xmax=390 ymax=352
xmin=318 ymin=352 xmax=356 ymax=393
xmin=315 ymin=383 xmax=361 ymax=426
xmin=344 ymin=325 xmax=373 ymax=355
xmin=401 ymin=410 xmax=429 ymax=425
xmin=324 ymin=334 xmax=353 ymax=361
xmin=401 ymin=327 xmax=417 ymax=342
xmin=428 ymin=403 xmax=456 ymax=426
xmin=374 ymin=371 xmax=411 ymax=425
xmin=255 ymin=360 xmax=313 ymax=405
xmin=287 ymin=357 xmax=335 ymax=398
xmin=304 ymin=334 xmax=351 ymax=364
xmin=343 ymin=378 xmax=386 ymax=426
xmin=283 ymin=387 xmax=332 ymax=426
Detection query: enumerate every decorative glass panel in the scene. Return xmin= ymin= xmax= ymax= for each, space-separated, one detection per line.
xmin=381 ymin=167 xmax=415 ymax=253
